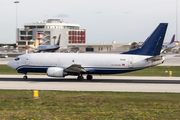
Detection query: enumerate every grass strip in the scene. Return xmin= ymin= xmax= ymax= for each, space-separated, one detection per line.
xmin=0 ymin=90 xmax=180 ymax=119
xmin=115 ymin=66 xmax=180 ymax=77
xmin=0 ymin=65 xmax=180 ymax=77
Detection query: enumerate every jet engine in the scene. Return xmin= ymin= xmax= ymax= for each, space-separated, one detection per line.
xmin=47 ymin=67 xmax=67 ymax=77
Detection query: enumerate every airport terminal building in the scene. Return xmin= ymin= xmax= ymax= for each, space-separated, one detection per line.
xmin=16 ymin=19 xmax=144 ymax=53
xmin=17 ymin=19 xmax=86 ymax=49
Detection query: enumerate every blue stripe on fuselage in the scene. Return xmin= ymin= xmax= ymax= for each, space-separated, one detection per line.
xmin=16 ymin=65 xmax=146 ymax=74
xmin=16 ymin=65 xmax=50 ymax=73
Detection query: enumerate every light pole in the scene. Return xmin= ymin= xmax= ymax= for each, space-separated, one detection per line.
xmin=14 ymin=1 xmax=19 ymax=50
xmin=24 ymin=27 xmax=29 ymax=54
xmin=176 ymin=0 xmax=179 ymax=42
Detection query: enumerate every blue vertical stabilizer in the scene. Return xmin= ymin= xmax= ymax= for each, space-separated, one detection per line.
xmin=55 ymin=34 xmax=61 ymax=46
xmin=122 ymin=23 xmax=168 ymax=56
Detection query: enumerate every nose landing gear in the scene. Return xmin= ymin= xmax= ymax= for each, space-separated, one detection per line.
xmin=23 ymin=76 xmax=28 ymax=80
xmin=23 ymin=74 xmax=28 ymax=80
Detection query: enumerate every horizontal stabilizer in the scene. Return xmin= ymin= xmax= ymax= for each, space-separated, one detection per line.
xmin=145 ymin=56 xmax=163 ymax=61
xmin=163 ymin=54 xmax=177 ymax=59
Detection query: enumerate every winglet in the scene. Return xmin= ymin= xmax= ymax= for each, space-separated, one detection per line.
xmin=55 ymin=34 xmax=61 ymax=45
xmin=122 ymin=23 xmax=168 ymax=56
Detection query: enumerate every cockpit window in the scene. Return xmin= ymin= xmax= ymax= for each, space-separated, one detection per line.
xmin=15 ymin=57 xmax=20 ymax=61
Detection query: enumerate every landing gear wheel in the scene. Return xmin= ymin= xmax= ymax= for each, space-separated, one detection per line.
xmin=87 ymin=74 xmax=93 ymax=80
xmin=23 ymin=75 xmax=28 ymax=80
xmin=77 ymin=75 xmax=84 ymax=81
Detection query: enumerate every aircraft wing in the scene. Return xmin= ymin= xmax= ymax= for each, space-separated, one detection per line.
xmin=64 ymin=64 xmax=87 ymax=73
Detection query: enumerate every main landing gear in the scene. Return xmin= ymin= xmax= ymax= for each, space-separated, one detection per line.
xmin=86 ymin=74 xmax=93 ymax=80
xmin=77 ymin=75 xmax=84 ymax=81
xmin=77 ymin=74 xmax=93 ymax=81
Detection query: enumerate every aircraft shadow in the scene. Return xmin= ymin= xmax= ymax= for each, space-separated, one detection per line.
xmin=0 ymin=78 xmax=180 ymax=84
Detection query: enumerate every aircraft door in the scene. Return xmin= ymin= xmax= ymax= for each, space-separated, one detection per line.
xmin=128 ymin=58 xmax=133 ymax=68
xmin=25 ymin=56 xmax=30 ymax=65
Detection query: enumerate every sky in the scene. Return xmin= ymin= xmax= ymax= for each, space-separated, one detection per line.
xmin=0 ymin=0 xmax=180 ymax=44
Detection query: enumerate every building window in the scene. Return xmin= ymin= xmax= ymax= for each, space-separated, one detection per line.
xmin=20 ymin=36 xmax=25 ymax=40
xmin=28 ymin=36 xmax=32 ymax=40
xmin=20 ymin=31 xmax=26 ymax=35
xmin=37 ymin=26 xmax=45 ymax=28
xmin=25 ymin=26 xmax=36 ymax=29
xmin=21 ymin=31 xmax=32 ymax=35
xmin=86 ymin=47 xmax=94 ymax=52
xmin=63 ymin=26 xmax=79 ymax=30
xmin=28 ymin=31 xmax=32 ymax=35
xmin=20 ymin=36 xmax=32 ymax=40
xmin=18 ymin=42 xmax=26 ymax=45
xmin=75 ymin=27 xmax=79 ymax=30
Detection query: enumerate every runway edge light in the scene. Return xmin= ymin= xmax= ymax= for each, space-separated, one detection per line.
xmin=33 ymin=90 xmax=38 ymax=99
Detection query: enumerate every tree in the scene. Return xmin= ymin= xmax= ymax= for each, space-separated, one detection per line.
xmin=52 ymin=36 xmax=57 ymax=44
xmin=130 ymin=42 xmax=139 ymax=50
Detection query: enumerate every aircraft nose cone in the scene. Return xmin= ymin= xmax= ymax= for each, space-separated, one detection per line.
xmin=7 ymin=60 xmax=16 ymax=70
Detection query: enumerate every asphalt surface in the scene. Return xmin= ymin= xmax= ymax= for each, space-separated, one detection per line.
xmin=159 ymin=56 xmax=180 ymax=66
xmin=0 ymin=75 xmax=180 ymax=92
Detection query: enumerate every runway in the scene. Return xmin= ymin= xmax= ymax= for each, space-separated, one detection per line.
xmin=0 ymin=75 xmax=180 ymax=93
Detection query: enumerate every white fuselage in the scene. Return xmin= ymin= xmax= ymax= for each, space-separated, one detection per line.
xmin=8 ymin=53 xmax=164 ymax=75
xmin=161 ymin=43 xmax=176 ymax=53
xmin=36 ymin=45 xmax=59 ymax=52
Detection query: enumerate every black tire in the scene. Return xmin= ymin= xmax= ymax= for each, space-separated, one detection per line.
xmin=23 ymin=76 xmax=27 ymax=80
xmin=87 ymin=74 xmax=93 ymax=80
xmin=77 ymin=76 xmax=84 ymax=81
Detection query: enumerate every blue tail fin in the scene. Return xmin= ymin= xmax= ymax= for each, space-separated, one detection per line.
xmin=55 ymin=34 xmax=61 ymax=45
xmin=122 ymin=23 xmax=168 ymax=56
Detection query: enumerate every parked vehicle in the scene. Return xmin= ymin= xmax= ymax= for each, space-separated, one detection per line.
xmin=0 ymin=54 xmax=8 ymax=58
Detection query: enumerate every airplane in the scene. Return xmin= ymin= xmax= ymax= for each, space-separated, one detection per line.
xmin=161 ymin=34 xmax=176 ymax=53
xmin=8 ymin=23 xmax=168 ymax=81
xmin=34 ymin=34 xmax=61 ymax=53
